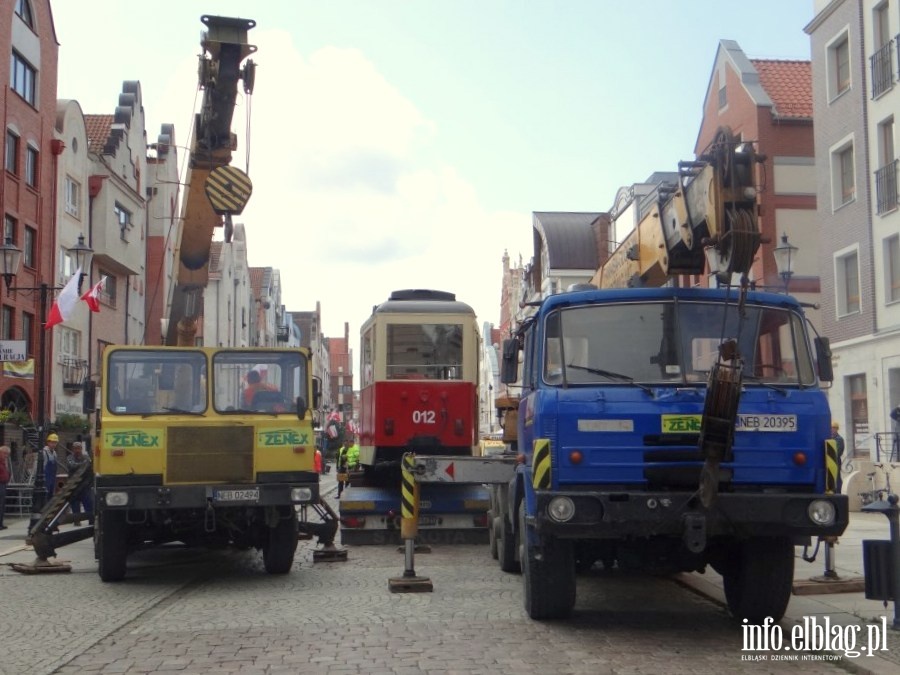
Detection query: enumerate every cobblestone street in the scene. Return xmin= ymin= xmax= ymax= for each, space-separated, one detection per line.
xmin=0 ymin=489 xmax=850 ymax=674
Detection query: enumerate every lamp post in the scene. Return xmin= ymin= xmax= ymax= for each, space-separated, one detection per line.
xmin=1 ymin=234 xmax=93 ymax=529
xmin=773 ymin=232 xmax=799 ymax=292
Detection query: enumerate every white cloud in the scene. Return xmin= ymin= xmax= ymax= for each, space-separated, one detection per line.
xmin=150 ymin=27 xmax=532 ymax=342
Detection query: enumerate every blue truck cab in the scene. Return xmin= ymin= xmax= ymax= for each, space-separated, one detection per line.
xmin=496 ymin=286 xmax=848 ymax=621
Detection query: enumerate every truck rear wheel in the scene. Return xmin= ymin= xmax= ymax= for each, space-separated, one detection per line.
xmin=263 ymin=509 xmax=298 ymax=574
xmin=97 ymin=511 xmax=128 ymax=583
xmin=723 ymin=536 xmax=794 ymax=622
xmin=519 ymin=502 xmax=575 ymax=619
xmin=498 ymin=508 xmax=520 ymax=573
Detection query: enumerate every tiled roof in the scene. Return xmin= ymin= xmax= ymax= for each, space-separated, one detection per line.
xmin=750 ymin=59 xmax=812 ymax=119
xmin=249 ymin=267 xmax=265 ymax=298
xmin=84 ymin=114 xmax=113 ymax=153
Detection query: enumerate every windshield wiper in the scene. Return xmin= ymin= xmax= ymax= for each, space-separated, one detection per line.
xmin=161 ymin=406 xmax=205 ymax=416
xmin=741 ymin=375 xmax=789 ymax=396
xmin=566 ymin=363 xmax=654 ymax=396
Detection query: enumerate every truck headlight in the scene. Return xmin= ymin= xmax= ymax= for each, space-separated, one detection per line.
xmin=808 ymin=499 xmax=836 ymax=526
xmin=547 ymin=496 xmax=575 ymax=522
xmin=105 ymin=491 xmax=129 ymax=506
xmin=291 ymin=487 xmax=313 ymax=502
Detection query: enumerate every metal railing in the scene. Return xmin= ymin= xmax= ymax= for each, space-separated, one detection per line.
xmin=871 ymin=40 xmax=894 ymax=98
xmin=875 ymin=159 xmax=899 ymax=214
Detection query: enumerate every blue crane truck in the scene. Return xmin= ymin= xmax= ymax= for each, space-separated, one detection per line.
xmin=493 ymin=285 xmax=848 ymax=621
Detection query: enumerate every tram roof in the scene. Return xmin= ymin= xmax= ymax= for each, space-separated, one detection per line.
xmin=372 ymin=289 xmax=475 ymax=316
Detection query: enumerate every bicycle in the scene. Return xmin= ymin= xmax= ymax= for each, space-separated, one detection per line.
xmin=874 ymin=462 xmax=897 ymax=499
xmin=858 ymin=471 xmax=881 ymax=506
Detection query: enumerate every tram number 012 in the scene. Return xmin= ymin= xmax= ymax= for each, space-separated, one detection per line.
xmin=412 ymin=410 xmax=436 ymax=424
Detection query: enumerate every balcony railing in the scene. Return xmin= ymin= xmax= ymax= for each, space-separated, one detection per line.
xmin=61 ymin=357 xmax=89 ymax=391
xmin=871 ymin=40 xmax=894 ymax=98
xmin=875 ymin=159 xmax=899 ymax=214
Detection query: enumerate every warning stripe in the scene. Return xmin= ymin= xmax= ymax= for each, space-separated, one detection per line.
xmin=532 ymin=438 xmax=551 ymax=490
xmin=825 ymin=439 xmax=838 ymax=495
xmin=400 ymin=453 xmax=416 ymax=519
xmin=205 ymin=166 xmax=253 ymax=214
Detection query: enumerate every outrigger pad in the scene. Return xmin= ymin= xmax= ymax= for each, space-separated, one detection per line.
xmin=312 ymin=548 xmax=348 ymax=562
xmin=388 ymin=575 xmax=433 ymax=593
xmin=10 ymin=561 xmax=72 ymax=575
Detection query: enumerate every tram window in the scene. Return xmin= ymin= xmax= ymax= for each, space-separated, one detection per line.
xmin=387 ymin=323 xmax=463 ymax=380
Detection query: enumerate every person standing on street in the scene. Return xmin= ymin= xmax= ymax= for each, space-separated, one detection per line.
xmin=0 ymin=445 xmax=11 ymax=530
xmin=347 ymin=437 xmax=360 ymax=471
xmin=42 ymin=433 xmax=59 ymax=498
xmin=336 ymin=440 xmax=351 ymax=497
xmin=832 ymin=422 xmax=845 ymax=493
xmin=314 ymin=446 xmax=323 ymax=474
xmin=66 ymin=441 xmax=93 ymax=525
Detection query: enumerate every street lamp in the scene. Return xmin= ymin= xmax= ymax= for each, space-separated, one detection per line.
xmin=1 ymin=234 xmax=93 ymax=529
xmin=773 ymin=232 xmax=799 ymax=292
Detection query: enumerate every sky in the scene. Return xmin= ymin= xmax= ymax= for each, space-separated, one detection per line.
xmin=50 ymin=0 xmax=816 ymax=344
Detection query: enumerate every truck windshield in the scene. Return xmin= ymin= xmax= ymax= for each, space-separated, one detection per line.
xmin=212 ymin=351 xmax=306 ymax=413
xmin=547 ymin=300 xmax=815 ymax=387
xmin=107 ymin=350 xmax=208 ymax=415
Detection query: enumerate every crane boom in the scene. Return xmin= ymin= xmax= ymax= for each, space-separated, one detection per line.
xmin=594 ymin=127 xmax=763 ymax=289
xmin=165 ymin=15 xmax=256 ymax=346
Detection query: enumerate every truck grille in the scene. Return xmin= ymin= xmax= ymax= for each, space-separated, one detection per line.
xmin=166 ymin=425 xmax=254 ymax=483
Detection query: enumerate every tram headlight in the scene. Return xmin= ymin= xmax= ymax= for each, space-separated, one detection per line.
xmin=807 ymin=499 xmax=836 ymax=526
xmin=547 ymin=496 xmax=576 ymax=523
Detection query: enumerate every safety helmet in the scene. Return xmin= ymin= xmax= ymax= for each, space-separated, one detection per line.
xmin=46 ymin=433 xmax=59 ymax=442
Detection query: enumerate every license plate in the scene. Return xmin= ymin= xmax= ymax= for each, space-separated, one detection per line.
xmin=418 ymin=516 xmax=440 ymax=527
xmin=214 ymin=488 xmax=260 ymax=502
xmin=735 ymin=414 xmax=797 ymax=432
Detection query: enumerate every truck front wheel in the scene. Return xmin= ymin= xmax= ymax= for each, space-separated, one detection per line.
xmin=498 ymin=507 xmax=520 ymax=573
xmin=97 ymin=511 xmax=128 ymax=583
xmin=519 ymin=501 xmax=575 ymax=619
xmin=722 ymin=536 xmax=794 ymax=622
xmin=263 ymin=509 xmax=298 ymax=574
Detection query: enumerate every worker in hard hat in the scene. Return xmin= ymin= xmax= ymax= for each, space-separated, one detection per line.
xmin=831 ymin=422 xmax=845 ymax=493
xmin=42 ymin=433 xmax=60 ymax=498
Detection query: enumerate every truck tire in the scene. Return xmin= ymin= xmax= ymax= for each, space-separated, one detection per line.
xmin=488 ymin=510 xmax=499 ymax=560
xmin=97 ymin=511 xmax=128 ymax=583
xmin=519 ymin=502 xmax=575 ymax=619
xmin=722 ymin=536 xmax=794 ymax=622
xmin=498 ymin=508 xmax=520 ymax=573
xmin=263 ymin=510 xmax=298 ymax=574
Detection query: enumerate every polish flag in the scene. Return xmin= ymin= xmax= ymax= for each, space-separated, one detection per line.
xmin=81 ymin=276 xmax=107 ymax=313
xmin=44 ymin=268 xmax=82 ymax=330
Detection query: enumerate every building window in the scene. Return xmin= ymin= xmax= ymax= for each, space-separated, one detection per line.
xmin=23 ymin=225 xmax=35 ymax=268
xmin=876 ymin=118 xmax=898 ymax=214
xmin=65 ymin=176 xmax=80 ymax=217
xmin=836 ymin=249 xmax=861 ymax=316
xmin=15 ymin=0 xmax=34 ymax=28
xmin=10 ymin=51 xmax=36 ymax=106
xmin=24 ymin=144 xmax=37 ymax=187
xmin=717 ymin=84 xmax=726 ymax=109
xmin=58 ymin=326 xmax=81 ymax=363
xmin=5 ymin=130 xmax=18 ymax=174
xmin=848 ymin=373 xmax=868 ymax=457
xmin=830 ymin=34 xmax=851 ymax=99
xmin=99 ymin=272 xmax=116 ymax=308
xmin=114 ymin=202 xmax=132 ymax=240
xmin=832 ymin=141 xmax=856 ymax=207
xmin=4 ymin=215 xmax=16 ymax=245
xmin=1 ymin=306 xmax=12 ymax=340
xmin=887 ymin=235 xmax=900 ymax=304
xmin=22 ymin=311 xmax=33 ymax=358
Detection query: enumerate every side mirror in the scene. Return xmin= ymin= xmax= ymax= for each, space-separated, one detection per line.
xmin=500 ymin=339 xmax=520 ymax=384
xmin=815 ymin=337 xmax=833 ymax=383
xmin=82 ymin=381 xmax=97 ymax=413
xmin=312 ymin=377 xmax=322 ymax=409
xmin=296 ymin=397 xmax=308 ymax=420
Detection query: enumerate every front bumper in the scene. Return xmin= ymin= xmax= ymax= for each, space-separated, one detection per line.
xmin=534 ymin=490 xmax=848 ymax=539
xmin=96 ymin=482 xmax=319 ymax=510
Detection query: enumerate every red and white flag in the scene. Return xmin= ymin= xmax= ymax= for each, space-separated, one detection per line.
xmin=44 ymin=267 xmax=82 ymax=330
xmin=81 ymin=275 xmax=107 ymax=313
